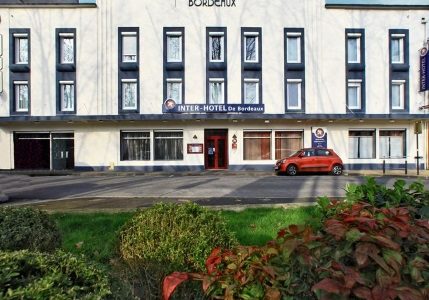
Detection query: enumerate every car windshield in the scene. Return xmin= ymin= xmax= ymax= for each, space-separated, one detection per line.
xmin=289 ymin=150 xmax=301 ymax=157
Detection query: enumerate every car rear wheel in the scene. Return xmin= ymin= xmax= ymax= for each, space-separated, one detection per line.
xmin=286 ymin=164 xmax=297 ymax=176
xmin=331 ymin=164 xmax=343 ymax=176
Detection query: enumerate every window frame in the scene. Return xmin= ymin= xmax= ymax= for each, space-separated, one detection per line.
xmin=14 ymin=34 xmax=29 ymax=65
xmin=347 ymin=33 xmax=361 ymax=64
xmin=286 ymin=79 xmax=302 ymax=110
xmin=243 ymin=32 xmax=259 ymax=63
xmin=59 ymin=32 xmax=75 ymax=65
xmin=208 ymin=78 xmax=225 ymax=104
xmin=243 ymin=79 xmax=259 ymax=104
xmin=166 ymin=78 xmax=183 ymax=104
xmin=347 ymin=79 xmax=362 ymax=110
xmin=154 ymin=130 xmax=184 ymax=161
xmin=121 ymin=79 xmax=138 ymax=111
xmin=243 ymin=131 xmax=272 ymax=161
xmin=59 ymin=81 xmax=75 ymax=112
xmin=275 ymin=130 xmax=304 ymax=160
xmin=166 ymin=31 xmax=183 ymax=63
xmin=120 ymin=131 xmax=151 ymax=161
xmin=348 ymin=130 xmax=376 ymax=159
xmin=390 ymin=34 xmax=405 ymax=64
xmin=121 ymin=31 xmax=138 ymax=63
xmin=391 ymin=80 xmax=405 ymax=110
xmin=379 ymin=129 xmax=406 ymax=159
xmin=209 ymin=32 xmax=225 ymax=63
xmin=286 ymin=32 xmax=301 ymax=64
xmin=14 ymin=80 xmax=29 ymax=112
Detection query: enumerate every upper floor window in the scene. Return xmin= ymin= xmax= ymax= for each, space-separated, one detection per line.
xmin=121 ymin=79 xmax=138 ymax=110
xmin=122 ymin=32 xmax=138 ymax=63
xmin=14 ymin=81 xmax=29 ymax=112
xmin=209 ymin=79 xmax=224 ymax=104
xmin=391 ymin=80 xmax=405 ymax=110
xmin=286 ymin=32 xmax=301 ymax=64
xmin=166 ymin=79 xmax=182 ymax=104
xmin=244 ymin=32 xmax=258 ymax=63
xmin=391 ymin=34 xmax=404 ymax=64
xmin=60 ymin=81 xmax=75 ymax=112
xmin=286 ymin=79 xmax=302 ymax=110
xmin=59 ymin=33 xmax=74 ymax=64
xmin=167 ymin=32 xmax=182 ymax=62
xmin=243 ymin=79 xmax=259 ymax=104
xmin=209 ymin=32 xmax=224 ymax=62
xmin=347 ymin=33 xmax=361 ymax=63
xmin=347 ymin=80 xmax=362 ymax=110
xmin=14 ymin=33 xmax=29 ymax=64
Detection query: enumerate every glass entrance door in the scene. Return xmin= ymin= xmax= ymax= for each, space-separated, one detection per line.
xmin=205 ymin=129 xmax=228 ymax=169
xmin=52 ymin=133 xmax=75 ymax=170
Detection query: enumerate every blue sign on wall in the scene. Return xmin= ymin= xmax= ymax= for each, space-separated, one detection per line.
xmin=420 ymin=47 xmax=428 ymax=92
xmin=312 ymin=127 xmax=328 ymax=148
xmin=163 ymin=99 xmax=265 ymax=113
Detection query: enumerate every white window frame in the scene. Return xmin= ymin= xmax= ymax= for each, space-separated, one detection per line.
xmin=243 ymin=32 xmax=259 ymax=63
xmin=13 ymin=33 xmax=29 ymax=65
xmin=379 ymin=130 xmax=406 ymax=159
xmin=209 ymin=78 xmax=225 ymax=104
xmin=286 ymin=79 xmax=302 ymax=110
xmin=166 ymin=78 xmax=183 ymax=104
xmin=59 ymin=80 xmax=75 ymax=112
xmin=121 ymin=79 xmax=138 ymax=110
xmin=347 ymin=33 xmax=361 ymax=64
xmin=121 ymin=32 xmax=138 ymax=63
xmin=391 ymin=80 xmax=405 ymax=110
xmin=347 ymin=79 xmax=362 ymax=110
xmin=209 ymin=32 xmax=225 ymax=63
xmin=286 ymin=32 xmax=301 ymax=64
xmin=243 ymin=79 xmax=259 ymax=104
xmin=14 ymin=80 xmax=29 ymax=112
xmin=166 ymin=31 xmax=183 ymax=63
xmin=59 ymin=32 xmax=75 ymax=64
xmin=391 ymin=34 xmax=405 ymax=64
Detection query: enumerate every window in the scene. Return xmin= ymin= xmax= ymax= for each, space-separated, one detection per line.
xmin=244 ymin=79 xmax=258 ymax=104
xmin=286 ymin=33 xmax=301 ymax=63
xmin=347 ymin=80 xmax=361 ymax=110
xmin=347 ymin=33 xmax=361 ymax=63
xmin=121 ymin=79 xmax=138 ymax=110
xmin=167 ymin=32 xmax=182 ymax=62
xmin=349 ymin=130 xmax=375 ymax=159
xmin=286 ymin=79 xmax=301 ymax=110
xmin=59 ymin=33 xmax=74 ymax=64
xmin=154 ymin=131 xmax=183 ymax=161
xmin=391 ymin=80 xmax=405 ymax=110
xmin=275 ymin=131 xmax=303 ymax=160
xmin=60 ymin=81 xmax=74 ymax=111
xmin=209 ymin=33 xmax=224 ymax=62
xmin=209 ymin=79 xmax=224 ymax=104
xmin=391 ymin=34 xmax=404 ymax=64
xmin=244 ymin=131 xmax=271 ymax=160
xmin=244 ymin=33 xmax=258 ymax=63
xmin=380 ymin=130 xmax=405 ymax=159
xmin=14 ymin=34 xmax=29 ymax=64
xmin=166 ymin=79 xmax=182 ymax=104
xmin=120 ymin=131 xmax=150 ymax=161
xmin=14 ymin=81 xmax=29 ymax=112
xmin=122 ymin=32 xmax=137 ymax=62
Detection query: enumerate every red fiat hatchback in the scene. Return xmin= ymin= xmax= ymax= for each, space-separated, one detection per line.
xmin=274 ymin=148 xmax=344 ymax=176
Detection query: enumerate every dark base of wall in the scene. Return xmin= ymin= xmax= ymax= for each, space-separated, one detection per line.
xmin=345 ymin=163 xmax=425 ymax=171
xmin=75 ymin=165 xmax=205 ymax=172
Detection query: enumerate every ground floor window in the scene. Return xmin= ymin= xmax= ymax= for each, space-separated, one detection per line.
xmin=349 ymin=130 xmax=375 ymax=159
xmin=120 ymin=131 xmax=150 ymax=161
xmin=243 ymin=131 xmax=271 ymax=160
xmin=379 ymin=130 xmax=406 ymax=159
xmin=275 ymin=131 xmax=303 ymax=159
xmin=154 ymin=131 xmax=183 ymax=161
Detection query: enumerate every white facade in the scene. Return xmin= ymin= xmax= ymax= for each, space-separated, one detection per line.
xmin=0 ymin=0 xmax=428 ymax=171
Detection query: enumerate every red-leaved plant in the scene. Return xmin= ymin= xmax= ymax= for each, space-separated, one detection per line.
xmin=163 ymin=202 xmax=429 ymax=300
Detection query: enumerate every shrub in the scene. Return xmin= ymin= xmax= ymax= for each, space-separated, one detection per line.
xmin=164 ymin=202 xmax=429 ymax=300
xmin=119 ymin=202 xmax=237 ymax=299
xmin=0 ymin=250 xmax=111 ymax=299
xmin=0 ymin=207 xmax=61 ymax=252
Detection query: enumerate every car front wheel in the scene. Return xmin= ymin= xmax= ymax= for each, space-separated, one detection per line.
xmin=286 ymin=164 xmax=298 ymax=176
xmin=331 ymin=164 xmax=343 ymax=176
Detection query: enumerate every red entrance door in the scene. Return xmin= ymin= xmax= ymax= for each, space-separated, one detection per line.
xmin=205 ymin=130 xmax=228 ymax=169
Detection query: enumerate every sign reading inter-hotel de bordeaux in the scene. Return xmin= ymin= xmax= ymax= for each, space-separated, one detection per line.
xmin=188 ymin=0 xmax=237 ymax=7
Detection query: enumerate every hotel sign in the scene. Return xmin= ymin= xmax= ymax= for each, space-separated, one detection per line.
xmin=420 ymin=47 xmax=428 ymax=92
xmin=188 ymin=0 xmax=236 ymax=7
xmin=163 ymin=99 xmax=264 ymax=113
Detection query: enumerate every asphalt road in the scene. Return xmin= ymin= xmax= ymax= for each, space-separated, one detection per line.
xmin=1 ymin=173 xmax=428 ymax=211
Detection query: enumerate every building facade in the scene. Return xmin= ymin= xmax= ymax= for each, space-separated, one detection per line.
xmin=0 ymin=0 xmax=428 ymax=171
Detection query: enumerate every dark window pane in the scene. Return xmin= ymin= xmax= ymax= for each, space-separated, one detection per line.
xmin=154 ymin=132 xmax=183 ymax=161
xmin=120 ymin=132 xmax=150 ymax=161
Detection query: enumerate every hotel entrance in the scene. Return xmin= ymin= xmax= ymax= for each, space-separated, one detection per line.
xmin=205 ymin=129 xmax=228 ymax=169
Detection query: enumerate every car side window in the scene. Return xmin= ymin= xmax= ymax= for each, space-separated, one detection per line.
xmin=316 ymin=149 xmax=331 ymax=156
xmin=303 ymin=150 xmax=315 ymax=157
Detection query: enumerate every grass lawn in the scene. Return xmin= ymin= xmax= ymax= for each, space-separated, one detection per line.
xmin=52 ymin=205 xmax=321 ymax=264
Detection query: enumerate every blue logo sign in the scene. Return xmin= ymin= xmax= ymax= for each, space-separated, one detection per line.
xmin=163 ymin=99 xmax=265 ymax=113
xmin=420 ymin=47 xmax=428 ymax=92
xmin=312 ymin=127 xmax=328 ymax=148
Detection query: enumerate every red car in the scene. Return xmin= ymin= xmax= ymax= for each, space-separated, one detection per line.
xmin=275 ymin=148 xmax=344 ymax=176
